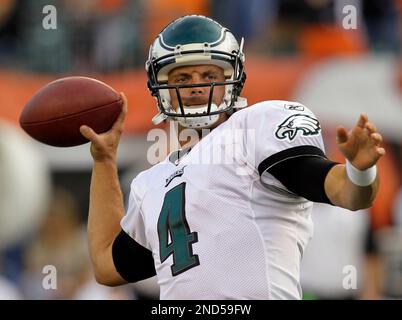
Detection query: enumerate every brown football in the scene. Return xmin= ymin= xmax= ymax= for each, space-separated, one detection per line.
xmin=19 ymin=76 xmax=123 ymax=147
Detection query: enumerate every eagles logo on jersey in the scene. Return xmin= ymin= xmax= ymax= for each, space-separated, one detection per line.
xmin=275 ymin=114 xmax=321 ymax=141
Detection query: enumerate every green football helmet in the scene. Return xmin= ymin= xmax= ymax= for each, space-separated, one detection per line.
xmin=146 ymin=15 xmax=247 ymax=128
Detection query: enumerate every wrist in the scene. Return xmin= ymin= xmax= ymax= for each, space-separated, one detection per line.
xmin=93 ymin=156 xmax=117 ymax=167
xmin=345 ymin=160 xmax=377 ymax=186
xmin=92 ymin=152 xmax=117 ymax=163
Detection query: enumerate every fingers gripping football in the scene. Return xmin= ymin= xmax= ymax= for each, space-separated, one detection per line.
xmin=80 ymin=92 xmax=128 ymax=162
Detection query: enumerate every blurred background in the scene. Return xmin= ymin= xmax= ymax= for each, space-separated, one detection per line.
xmin=0 ymin=0 xmax=402 ymax=300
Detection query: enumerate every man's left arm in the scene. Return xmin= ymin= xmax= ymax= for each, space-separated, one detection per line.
xmin=324 ymin=113 xmax=385 ymax=211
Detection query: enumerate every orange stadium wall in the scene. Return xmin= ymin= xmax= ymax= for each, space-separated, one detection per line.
xmin=0 ymin=57 xmax=313 ymax=133
xmin=0 ymin=56 xmax=399 ymax=231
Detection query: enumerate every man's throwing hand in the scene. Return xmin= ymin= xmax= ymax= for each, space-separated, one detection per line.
xmin=80 ymin=92 xmax=128 ymax=162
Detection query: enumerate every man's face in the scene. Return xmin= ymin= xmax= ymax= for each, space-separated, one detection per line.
xmin=167 ymin=64 xmax=226 ymax=110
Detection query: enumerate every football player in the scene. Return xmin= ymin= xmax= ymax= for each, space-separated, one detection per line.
xmin=80 ymin=15 xmax=385 ymax=299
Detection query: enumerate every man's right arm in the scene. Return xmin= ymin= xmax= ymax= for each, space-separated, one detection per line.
xmin=80 ymin=94 xmax=128 ymax=286
xmin=82 ymin=93 xmax=157 ymax=286
xmin=87 ymin=159 xmax=127 ymax=286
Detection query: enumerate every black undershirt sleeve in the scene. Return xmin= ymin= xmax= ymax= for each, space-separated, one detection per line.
xmin=258 ymin=146 xmax=339 ymax=204
xmin=112 ymin=229 xmax=156 ymax=283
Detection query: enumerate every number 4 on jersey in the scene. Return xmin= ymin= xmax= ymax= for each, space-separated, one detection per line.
xmin=157 ymin=183 xmax=200 ymax=276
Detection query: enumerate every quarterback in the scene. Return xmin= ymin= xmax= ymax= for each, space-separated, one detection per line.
xmin=80 ymin=16 xmax=385 ymax=299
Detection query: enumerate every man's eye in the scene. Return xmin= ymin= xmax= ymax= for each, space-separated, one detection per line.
xmin=175 ymin=77 xmax=187 ymax=83
xmin=206 ymin=74 xmax=217 ymax=81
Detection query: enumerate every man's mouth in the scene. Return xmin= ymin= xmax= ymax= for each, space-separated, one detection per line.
xmin=182 ymin=96 xmax=209 ymax=105
xmin=182 ymin=101 xmax=209 ymax=108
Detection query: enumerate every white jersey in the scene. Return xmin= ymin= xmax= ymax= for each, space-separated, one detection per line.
xmin=121 ymin=100 xmax=326 ymax=299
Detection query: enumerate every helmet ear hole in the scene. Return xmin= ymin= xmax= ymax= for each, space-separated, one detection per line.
xmin=159 ymin=89 xmax=172 ymax=106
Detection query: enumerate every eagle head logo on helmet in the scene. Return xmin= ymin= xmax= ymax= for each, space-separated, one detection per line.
xmin=146 ymin=15 xmax=247 ymax=129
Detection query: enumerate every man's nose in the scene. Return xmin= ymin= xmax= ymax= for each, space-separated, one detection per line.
xmin=190 ymin=74 xmax=206 ymax=95
xmin=190 ymin=87 xmax=205 ymax=95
